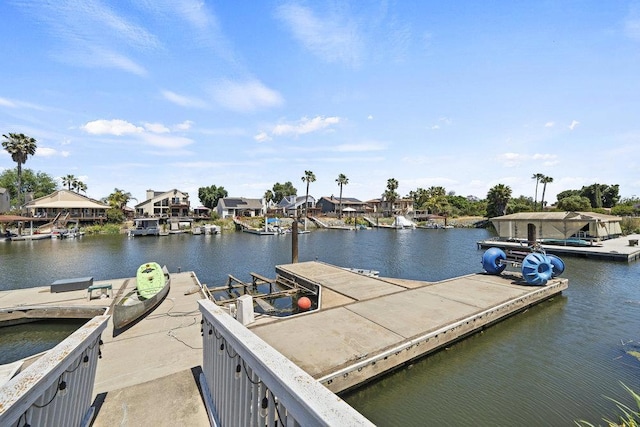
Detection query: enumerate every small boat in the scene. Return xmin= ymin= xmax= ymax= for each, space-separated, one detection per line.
xmin=113 ymin=262 xmax=170 ymax=329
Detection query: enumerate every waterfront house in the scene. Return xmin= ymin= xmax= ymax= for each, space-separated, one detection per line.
xmin=0 ymin=187 xmax=9 ymax=213
xmin=193 ymin=206 xmax=211 ymax=218
xmin=316 ymin=196 xmax=368 ymax=215
xmin=366 ymin=197 xmax=414 ymax=216
xmin=135 ymin=189 xmax=190 ymax=218
xmin=23 ymin=190 xmax=109 ymax=222
xmin=275 ymin=195 xmax=317 ymax=217
xmin=215 ymin=197 xmax=265 ymax=218
xmin=490 ymin=211 xmax=623 ymax=242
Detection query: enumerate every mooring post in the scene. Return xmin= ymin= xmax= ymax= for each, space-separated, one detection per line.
xmin=292 ymin=220 xmax=299 ymax=263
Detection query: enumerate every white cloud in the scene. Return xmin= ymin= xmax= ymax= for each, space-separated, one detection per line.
xmin=270 ymin=116 xmax=341 ymax=137
xmin=367 ymin=115 xmax=374 ymax=120
xmin=211 ymin=79 xmax=283 ymax=112
xmin=544 ymin=121 xmax=555 ymax=128
xmin=254 ymin=132 xmax=271 ymax=142
xmin=333 ymin=142 xmax=385 ymax=152
xmin=0 ymin=97 xmax=16 ymax=107
xmin=275 ymin=4 xmax=363 ymax=66
xmin=143 ymin=122 xmax=170 ymax=134
xmin=82 ymin=119 xmax=144 ymax=135
xmin=162 ymin=90 xmax=207 ymax=108
xmin=174 ymin=120 xmax=194 ymax=131
xmin=142 ymin=133 xmax=193 ymax=149
xmin=569 ymin=120 xmax=580 ymax=130
xmin=498 ymin=152 xmax=558 ymax=167
xmin=36 ymin=147 xmax=57 ymax=157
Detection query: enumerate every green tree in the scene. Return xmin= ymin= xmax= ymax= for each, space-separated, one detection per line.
xmin=264 ymin=190 xmax=274 ymax=206
xmin=198 ymin=185 xmax=228 ymax=209
xmin=532 ymin=173 xmax=544 ymax=211
xmin=105 ymin=188 xmax=136 ymax=209
xmin=383 ymin=178 xmax=399 ymax=214
xmin=271 ymin=182 xmax=297 ymax=203
xmin=507 ymin=195 xmax=534 ymax=214
xmin=0 ymin=169 xmax=57 ymax=204
xmin=486 ymin=184 xmax=512 ymax=218
xmin=557 ymin=195 xmax=592 ymax=211
xmin=539 ymin=175 xmax=553 ymax=210
xmin=301 ymin=170 xmax=316 ymax=218
xmin=2 ymin=132 xmax=37 ymax=206
xmin=336 ymin=173 xmax=348 ymax=219
xmin=556 ymin=189 xmax=580 ymax=204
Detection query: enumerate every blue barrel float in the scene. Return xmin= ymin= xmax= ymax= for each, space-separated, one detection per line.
xmin=482 ymin=247 xmax=564 ymax=286
xmin=481 ymin=247 xmax=507 ymax=275
xmin=521 ymin=253 xmax=553 ymax=285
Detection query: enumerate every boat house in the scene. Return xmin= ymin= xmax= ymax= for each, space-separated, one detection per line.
xmin=135 ymin=189 xmax=190 ymax=218
xmin=490 ymin=211 xmax=623 ymax=243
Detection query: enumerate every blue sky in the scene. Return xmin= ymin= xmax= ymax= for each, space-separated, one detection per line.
xmin=1 ymin=1 xmax=639 ymax=206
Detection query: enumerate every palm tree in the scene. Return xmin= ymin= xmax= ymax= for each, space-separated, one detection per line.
xmin=486 ymin=184 xmax=512 ymax=217
xmin=336 ymin=173 xmax=349 ymax=219
xmin=301 ymin=170 xmax=316 ymax=218
xmin=383 ymin=178 xmax=399 ymax=215
xmin=2 ymin=132 xmax=37 ymax=206
xmin=532 ymin=173 xmax=544 ymax=211
xmin=106 ymin=188 xmax=135 ymax=210
xmin=76 ymin=181 xmax=88 ymax=194
xmin=539 ymin=175 xmax=554 ymax=211
xmin=62 ymin=174 xmax=77 ymax=191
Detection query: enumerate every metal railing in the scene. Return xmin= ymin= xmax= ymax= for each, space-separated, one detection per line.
xmin=199 ymin=300 xmax=374 ymax=427
xmin=0 ymin=315 xmax=109 ymax=427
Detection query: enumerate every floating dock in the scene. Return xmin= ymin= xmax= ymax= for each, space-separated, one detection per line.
xmin=477 ymin=233 xmax=640 ymax=262
xmin=1 ymin=261 xmax=568 ymax=422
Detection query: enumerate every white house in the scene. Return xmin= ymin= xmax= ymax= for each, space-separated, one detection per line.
xmin=135 ymin=189 xmax=190 ymax=218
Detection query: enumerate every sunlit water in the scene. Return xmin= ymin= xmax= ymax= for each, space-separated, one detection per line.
xmin=1 ymin=229 xmax=639 ymax=425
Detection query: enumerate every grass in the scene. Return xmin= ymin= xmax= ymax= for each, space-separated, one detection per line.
xmin=576 ymin=384 xmax=640 ymax=427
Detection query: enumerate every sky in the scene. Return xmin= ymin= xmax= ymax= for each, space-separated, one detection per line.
xmin=1 ymin=1 xmax=640 ymax=207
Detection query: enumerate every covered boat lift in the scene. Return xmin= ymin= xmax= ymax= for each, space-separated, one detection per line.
xmin=490 ymin=211 xmax=622 ymax=243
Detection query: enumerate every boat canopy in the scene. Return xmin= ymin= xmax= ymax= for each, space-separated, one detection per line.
xmin=490 ymin=211 xmax=622 ymax=241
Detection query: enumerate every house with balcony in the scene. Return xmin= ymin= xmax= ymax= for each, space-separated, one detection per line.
xmin=135 ymin=189 xmax=190 ymax=218
xmin=23 ymin=190 xmax=109 ymax=222
xmin=316 ymin=196 xmax=368 ymax=215
xmin=366 ymin=197 xmax=414 ymax=216
xmin=215 ymin=198 xmax=265 ymax=218
xmin=274 ymin=195 xmax=317 ymax=217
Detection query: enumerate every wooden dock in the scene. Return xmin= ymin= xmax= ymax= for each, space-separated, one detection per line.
xmin=477 ymin=233 xmax=640 ymax=262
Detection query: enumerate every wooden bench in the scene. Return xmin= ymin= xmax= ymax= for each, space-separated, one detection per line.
xmin=51 ymin=276 xmax=93 ymax=293
xmin=87 ymin=283 xmax=113 ymax=300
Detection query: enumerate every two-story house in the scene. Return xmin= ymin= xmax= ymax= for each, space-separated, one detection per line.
xmin=135 ymin=189 xmax=190 ymax=217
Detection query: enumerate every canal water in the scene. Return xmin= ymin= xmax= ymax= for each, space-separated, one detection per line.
xmin=1 ymin=229 xmax=639 ymax=425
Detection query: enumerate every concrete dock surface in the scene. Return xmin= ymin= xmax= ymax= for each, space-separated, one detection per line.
xmin=1 ymin=261 xmax=569 ymax=424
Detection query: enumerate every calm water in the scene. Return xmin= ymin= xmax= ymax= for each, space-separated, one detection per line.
xmin=1 ymin=229 xmax=639 ymax=426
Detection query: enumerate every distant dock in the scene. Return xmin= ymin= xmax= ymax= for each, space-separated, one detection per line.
xmin=477 ymin=233 xmax=640 ymax=262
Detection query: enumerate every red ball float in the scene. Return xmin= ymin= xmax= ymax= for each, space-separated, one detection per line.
xmin=297 ymin=296 xmax=312 ymax=311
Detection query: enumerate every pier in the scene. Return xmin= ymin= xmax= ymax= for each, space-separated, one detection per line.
xmin=1 ymin=261 xmax=568 ymax=425
xmin=477 ymin=233 xmax=640 ymax=262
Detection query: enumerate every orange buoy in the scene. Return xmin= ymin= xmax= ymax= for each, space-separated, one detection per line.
xmin=297 ymin=296 xmax=312 ymax=311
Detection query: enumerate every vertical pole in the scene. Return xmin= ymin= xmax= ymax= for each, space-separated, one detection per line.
xmin=292 ymin=221 xmax=299 ymax=263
